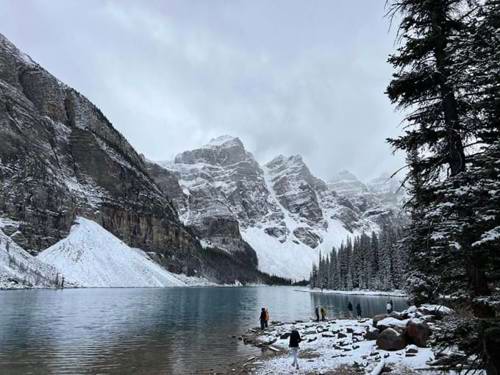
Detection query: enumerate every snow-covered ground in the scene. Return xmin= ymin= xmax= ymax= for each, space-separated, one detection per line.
xmin=0 ymin=218 xmax=61 ymax=289
xmin=37 ymin=217 xmax=187 ymax=288
xmin=247 ymin=319 xmax=437 ymax=374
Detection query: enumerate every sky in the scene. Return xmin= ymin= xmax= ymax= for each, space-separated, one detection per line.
xmin=1 ymin=0 xmax=405 ymax=181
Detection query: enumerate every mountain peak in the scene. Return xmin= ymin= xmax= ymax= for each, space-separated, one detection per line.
xmin=266 ymin=154 xmax=304 ymax=168
xmin=330 ymin=169 xmax=359 ymax=183
xmin=204 ymin=135 xmax=243 ymax=149
xmin=174 ymin=135 xmax=254 ymax=166
xmin=0 ymin=32 xmax=35 ymax=66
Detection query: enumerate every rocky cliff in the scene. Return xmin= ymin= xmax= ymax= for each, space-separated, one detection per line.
xmin=0 ymin=33 xmax=204 ymax=270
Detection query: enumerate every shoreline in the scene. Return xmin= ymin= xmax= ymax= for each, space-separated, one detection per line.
xmin=233 ymin=305 xmax=458 ymax=375
xmin=299 ymin=288 xmax=407 ymax=297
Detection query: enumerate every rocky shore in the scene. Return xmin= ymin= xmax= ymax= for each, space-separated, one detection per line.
xmin=231 ymin=304 xmax=469 ymax=374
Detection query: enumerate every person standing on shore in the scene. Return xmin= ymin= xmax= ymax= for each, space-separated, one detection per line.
xmin=315 ymin=306 xmax=320 ymax=322
xmin=386 ymin=300 xmax=393 ymax=314
xmin=264 ymin=308 xmax=270 ymax=328
xmin=347 ymin=301 xmax=353 ymax=318
xmin=289 ymin=326 xmax=302 ymax=370
xmin=320 ymin=306 xmax=327 ymax=321
xmin=356 ymin=303 xmax=362 ymax=319
xmin=259 ymin=308 xmax=267 ymax=330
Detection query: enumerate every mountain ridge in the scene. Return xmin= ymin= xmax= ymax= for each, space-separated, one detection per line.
xmin=154 ymin=136 xmax=404 ymax=280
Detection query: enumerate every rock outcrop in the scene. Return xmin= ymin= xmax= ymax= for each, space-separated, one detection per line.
xmin=0 ymin=33 xmax=202 ymax=267
xmin=376 ymin=327 xmax=407 ymax=351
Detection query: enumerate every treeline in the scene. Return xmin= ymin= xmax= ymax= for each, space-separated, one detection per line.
xmin=310 ymin=225 xmax=406 ymax=291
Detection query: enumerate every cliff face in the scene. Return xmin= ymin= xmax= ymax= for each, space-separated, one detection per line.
xmin=0 ymin=33 xmax=202 ymax=274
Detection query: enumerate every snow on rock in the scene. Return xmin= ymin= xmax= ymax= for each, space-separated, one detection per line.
xmin=1 ymin=218 xmax=61 ymax=289
xmin=376 ymin=317 xmax=409 ymax=330
xmin=419 ymin=304 xmax=454 ymax=316
xmin=37 ymin=217 xmax=186 ymax=288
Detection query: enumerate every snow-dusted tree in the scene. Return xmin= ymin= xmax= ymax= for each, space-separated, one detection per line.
xmin=310 ymin=263 xmax=318 ymax=288
xmin=387 ymin=0 xmax=499 ymax=370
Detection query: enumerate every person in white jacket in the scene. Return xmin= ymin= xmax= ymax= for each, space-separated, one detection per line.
xmin=386 ymin=300 xmax=393 ymax=314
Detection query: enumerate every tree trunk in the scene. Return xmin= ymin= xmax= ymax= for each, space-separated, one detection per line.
xmin=431 ymin=2 xmax=466 ymax=176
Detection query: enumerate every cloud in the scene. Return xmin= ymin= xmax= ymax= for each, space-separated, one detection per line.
xmin=1 ymin=0 xmax=404 ymax=181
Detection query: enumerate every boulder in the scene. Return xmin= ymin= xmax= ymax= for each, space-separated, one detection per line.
xmin=376 ymin=328 xmax=407 ymax=351
xmin=419 ymin=304 xmax=453 ymax=318
xmin=405 ymin=319 xmax=431 ymax=347
xmin=389 ymin=311 xmax=405 ymax=320
xmin=406 ymin=344 xmax=419 ymax=354
xmin=372 ymin=314 xmax=388 ymax=327
xmin=376 ymin=317 xmax=409 ymax=331
xmin=364 ymin=328 xmax=380 ymax=341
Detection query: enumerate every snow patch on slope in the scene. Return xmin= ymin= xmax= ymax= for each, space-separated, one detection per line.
xmin=1 ymin=218 xmax=61 ymax=289
xmin=241 ymin=227 xmax=318 ymax=281
xmin=37 ymin=217 xmax=186 ymax=288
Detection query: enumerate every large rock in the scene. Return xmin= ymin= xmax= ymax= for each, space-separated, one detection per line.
xmin=364 ymin=328 xmax=380 ymax=341
xmin=373 ymin=314 xmax=388 ymax=327
xmin=419 ymin=304 xmax=453 ymax=318
xmin=376 ymin=317 xmax=409 ymax=331
xmin=376 ymin=328 xmax=407 ymax=351
xmin=405 ymin=319 xmax=431 ymax=347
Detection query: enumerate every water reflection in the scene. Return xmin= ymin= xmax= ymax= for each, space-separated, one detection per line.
xmin=0 ymin=287 xmax=407 ymax=374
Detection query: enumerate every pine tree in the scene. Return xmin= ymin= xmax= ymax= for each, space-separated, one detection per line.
xmin=387 ymin=0 xmax=500 ymax=370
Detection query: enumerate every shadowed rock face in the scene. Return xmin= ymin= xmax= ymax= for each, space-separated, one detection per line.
xmin=265 ymin=154 xmax=325 ymax=226
xmin=0 ymin=33 xmax=200 ymax=272
xmin=148 ymin=139 xmax=260 ymax=265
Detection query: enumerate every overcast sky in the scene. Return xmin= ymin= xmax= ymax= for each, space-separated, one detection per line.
xmin=2 ymin=0 xmax=404 ymax=181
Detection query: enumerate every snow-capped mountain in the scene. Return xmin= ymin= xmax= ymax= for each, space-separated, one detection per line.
xmin=37 ymin=218 xmax=186 ymax=288
xmin=155 ymin=136 xmax=404 ymax=280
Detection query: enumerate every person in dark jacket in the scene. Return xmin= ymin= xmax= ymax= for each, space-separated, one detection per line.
xmin=356 ymin=303 xmax=362 ymax=319
xmin=289 ymin=326 xmax=302 ymax=369
xmin=320 ymin=306 xmax=327 ymax=321
xmin=259 ymin=308 xmax=267 ymax=330
xmin=315 ymin=306 xmax=320 ymax=322
xmin=347 ymin=301 xmax=353 ymax=317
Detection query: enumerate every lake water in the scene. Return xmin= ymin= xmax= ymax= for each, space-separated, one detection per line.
xmin=0 ymin=287 xmax=407 ymax=374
